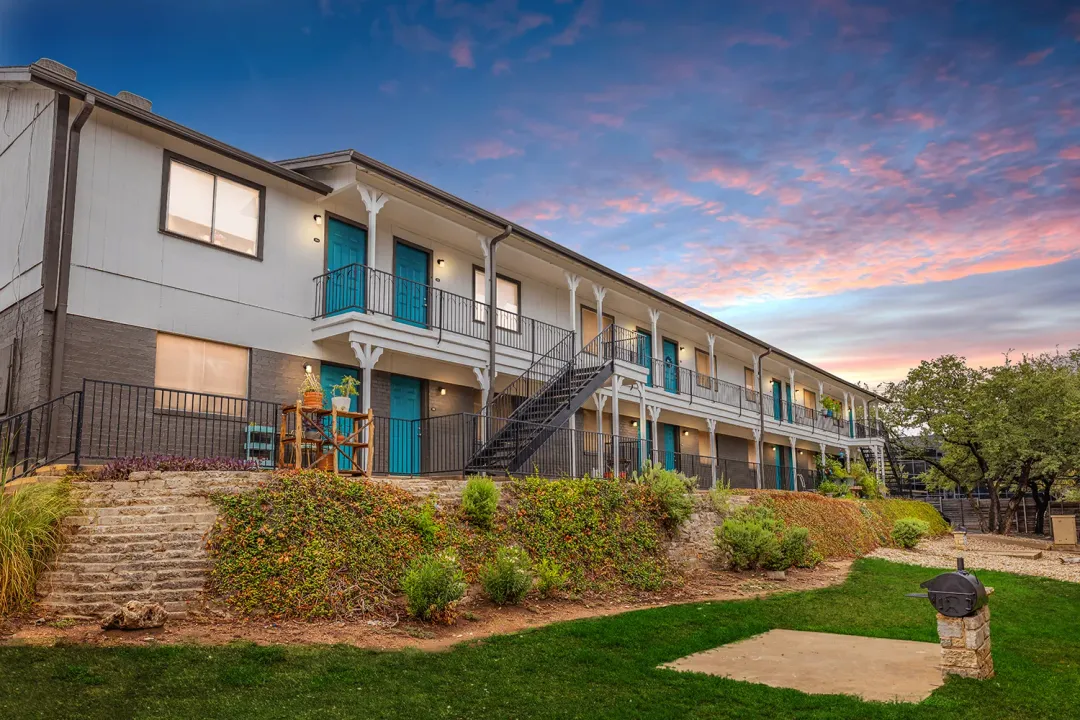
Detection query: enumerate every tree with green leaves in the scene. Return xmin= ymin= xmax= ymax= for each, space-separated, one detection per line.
xmin=881 ymin=349 xmax=1080 ymax=535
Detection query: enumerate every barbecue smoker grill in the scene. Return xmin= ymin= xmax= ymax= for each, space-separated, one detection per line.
xmin=908 ymin=557 xmax=988 ymax=617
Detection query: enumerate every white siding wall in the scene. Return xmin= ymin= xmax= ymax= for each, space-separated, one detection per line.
xmin=0 ymin=85 xmax=55 ymax=311
xmin=66 ymin=109 xmax=326 ymax=359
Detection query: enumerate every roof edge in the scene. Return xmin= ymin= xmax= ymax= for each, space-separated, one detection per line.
xmin=25 ymin=62 xmax=332 ymax=196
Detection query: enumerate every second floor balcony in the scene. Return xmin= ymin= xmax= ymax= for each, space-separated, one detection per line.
xmin=312 ymin=263 xmax=572 ymax=367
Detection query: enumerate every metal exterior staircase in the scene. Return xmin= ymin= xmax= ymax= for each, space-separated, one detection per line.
xmin=467 ymin=325 xmax=634 ymax=474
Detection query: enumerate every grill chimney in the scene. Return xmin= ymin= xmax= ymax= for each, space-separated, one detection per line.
xmin=117 ymin=91 xmax=152 ymax=112
xmin=35 ymin=58 xmax=76 ymax=80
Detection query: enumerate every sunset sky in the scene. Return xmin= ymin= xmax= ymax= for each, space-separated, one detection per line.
xmin=4 ymin=0 xmax=1078 ymax=387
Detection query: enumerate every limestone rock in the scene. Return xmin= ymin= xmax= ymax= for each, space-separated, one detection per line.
xmin=101 ymin=601 xmax=168 ymax=630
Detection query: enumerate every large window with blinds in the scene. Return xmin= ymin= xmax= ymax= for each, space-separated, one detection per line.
xmin=154 ymin=333 xmax=250 ymax=414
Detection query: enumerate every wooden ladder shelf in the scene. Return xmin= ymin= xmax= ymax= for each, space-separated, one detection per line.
xmin=278 ymin=398 xmax=374 ymax=477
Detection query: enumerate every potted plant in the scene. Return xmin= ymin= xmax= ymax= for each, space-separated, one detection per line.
xmin=299 ymin=373 xmax=324 ymax=410
xmin=821 ymin=396 xmax=841 ymax=418
xmin=331 ymin=375 xmax=361 ymax=412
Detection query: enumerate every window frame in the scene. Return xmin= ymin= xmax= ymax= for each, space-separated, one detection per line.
xmin=578 ymin=304 xmax=614 ymax=341
xmin=159 ymin=150 xmax=266 ymax=261
xmin=472 ymin=265 xmax=523 ymax=333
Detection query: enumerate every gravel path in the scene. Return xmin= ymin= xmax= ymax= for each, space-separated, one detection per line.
xmin=868 ymin=534 xmax=1080 ymax=583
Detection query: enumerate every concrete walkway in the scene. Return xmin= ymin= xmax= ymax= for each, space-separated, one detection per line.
xmin=662 ymin=629 xmax=943 ymax=703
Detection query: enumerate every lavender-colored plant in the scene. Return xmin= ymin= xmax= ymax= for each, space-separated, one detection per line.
xmin=97 ymin=455 xmax=261 ymax=481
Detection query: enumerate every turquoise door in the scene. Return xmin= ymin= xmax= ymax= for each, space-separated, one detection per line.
xmin=772 ymin=380 xmax=783 ymax=420
xmin=774 ymin=445 xmax=785 ymax=489
xmin=389 ymin=375 xmax=422 ymax=475
xmin=662 ymin=339 xmax=679 ymax=393
xmin=785 ymin=383 xmax=794 ymax=424
xmin=394 ymin=241 xmax=429 ymax=327
xmin=320 ymin=364 xmax=359 ymax=470
xmin=637 ymin=330 xmax=653 ymax=386
xmin=325 ymin=218 xmax=367 ymax=315
xmin=848 ymin=408 xmax=855 ymax=437
xmin=661 ymin=423 xmax=677 ymax=469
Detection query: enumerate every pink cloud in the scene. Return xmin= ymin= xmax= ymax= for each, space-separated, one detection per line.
xmin=491 ymin=59 xmax=511 ymax=76
xmin=587 ymin=112 xmax=624 ymax=128
xmin=777 ymin=187 xmax=803 ymax=205
xmin=465 ymin=139 xmax=522 ymax=162
xmin=690 ymin=165 xmax=770 ymax=195
xmin=1002 ymin=166 xmax=1044 ymax=183
xmin=1060 ymin=146 xmax=1080 ymax=161
xmin=1018 ymin=48 xmax=1053 ymax=66
xmin=450 ymin=35 xmax=475 ymax=68
xmin=889 ymin=110 xmax=942 ymax=130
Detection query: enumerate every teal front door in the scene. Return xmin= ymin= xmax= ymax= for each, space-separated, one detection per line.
xmin=394 ymin=241 xmax=429 ymax=327
xmin=662 ymin=339 xmax=679 ymax=393
xmin=389 ymin=375 xmax=422 ymax=475
xmin=772 ymin=380 xmax=783 ymax=420
xmin=325 ymin=218 xmax=367 ymax=315
xmin=661 ymin=423 xmax=677 ymax=469
xmin=774 ymin=445 xmax=785 ymax=489
xmin=637 ymin=330 xmax=653 ymax=386
xmin=320 ymin=364 xmax=359 ymax=470
xmin=785 ymin=383 xmax=794 ymax=424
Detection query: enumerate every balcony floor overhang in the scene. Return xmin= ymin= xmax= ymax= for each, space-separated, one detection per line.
xmin=313 ymin=311 xmax=541 ymax=376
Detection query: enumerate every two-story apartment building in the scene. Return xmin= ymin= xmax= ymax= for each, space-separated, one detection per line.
xmin=0 ymin=59 xmax=887 ymax=489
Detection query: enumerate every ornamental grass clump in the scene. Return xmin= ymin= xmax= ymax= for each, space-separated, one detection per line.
xmin=480 ymin=546 xmax=533 ymax=606
xmin=892 ymin=517 xmax=931 ymax=549
xmin=0 ymin=480 xmax=75 ymax=615
xmin=461 ymin=475 xmax=499 ymax=529
xmin=402 ymin=551 xmax=467 ymax=622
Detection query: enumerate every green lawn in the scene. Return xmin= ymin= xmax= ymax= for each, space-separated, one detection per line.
xmin=3 ymin=559 xmax=1079 ymax=719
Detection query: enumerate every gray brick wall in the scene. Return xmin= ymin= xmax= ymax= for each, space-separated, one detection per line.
xmin=59 ymin=314 xmax=156 ymax=394
xmin=0 ymin=289 xmax=49 ymax=415
xmin=251 ymin=348 xmax=316 ymax=405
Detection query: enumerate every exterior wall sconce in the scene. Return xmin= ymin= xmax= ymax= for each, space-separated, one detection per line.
xmin=682 ymin=429 xmax=690 ymax=436
xmin=303 ymin=363 xmax=313 ymax=374
xmin=436 ymin=258 xmax=446 ymax=267
xmin=438 ymin=387 xmax=447 ymax=396
xmin=631 ymin=420 xmax=639 ymax=427
xmin=314 ymin=214 xmax=323 ymax=226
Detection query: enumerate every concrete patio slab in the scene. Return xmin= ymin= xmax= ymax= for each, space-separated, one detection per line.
xmin=662 ymin=629 xmax=943 ymax=703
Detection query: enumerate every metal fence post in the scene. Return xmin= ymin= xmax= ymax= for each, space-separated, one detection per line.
xmin=73 ymin=386 xmax=85 ymax=468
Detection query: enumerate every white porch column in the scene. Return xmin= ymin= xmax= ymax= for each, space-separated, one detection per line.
xmin=706 ymin=418 xmax=717 ymax=488
xmin=789 ymin=435 xmax=798 ymax=491
xmin=706 ymin=333 xmax=717 ymax=400
xmin=357 ymin=185 xmax=388 ymax=271
xmin=565 ymin=273 xmax=581 ymax=349
xmin=593 ymin=392 xmax=608 ymax=475
xmin=817 ymin=380 xmax=825 ymax=413
xmin=635 ymin=382 xmax=647 ymax=468
xmin=845 ymin=445 xmax=852 ymax=472
xmin=862 ymin=398 xmax=870 ymax=437
xmin=351 ymin=342 xmax=384 ymax=469
xmin=787 ymin=368 xmax=796 ymax=424
xmin=819 ymin=442 xmax=827 ymax=473
xmin=752 ymin=426 xmax=763 ymax=489
xmin=473 ymin=367 xmax=492 ymax=443
xmin=842 ymin=391 xmax=851 ymax=437
xmin=592 ymin=283 xmax=608 ymax=342
xmin=648 ymin=308 xmax=660 ymax=368
xmin=611 ymin=375 xmax=622 ymax=476
xmin=647 ymin=405 xmax=661 ymax=465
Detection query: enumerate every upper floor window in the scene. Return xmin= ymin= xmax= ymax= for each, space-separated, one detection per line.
xmin=473 ymin=267 xmax=521 ymax=332
xmin=161 ymin=151 xmax=264 ymax=258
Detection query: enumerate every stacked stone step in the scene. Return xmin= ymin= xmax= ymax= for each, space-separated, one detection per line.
xmin=37 ymin=471 xmax=262 ymax=621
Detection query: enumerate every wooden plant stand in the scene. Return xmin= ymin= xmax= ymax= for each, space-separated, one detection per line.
xmin=278 ymin=398 xmax=374 ymax=477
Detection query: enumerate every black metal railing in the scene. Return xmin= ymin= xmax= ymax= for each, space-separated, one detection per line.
xmin=313 ymin=263 xmax=571 ymax=360
xmin=0 ymin=392 xmax=82 ymax=481
xmin=645 ymin=358 xmax=757 ymax=413
xmin=78 ymin=380 xmax=281 ymax=465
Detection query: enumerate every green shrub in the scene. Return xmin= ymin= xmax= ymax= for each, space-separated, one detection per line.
xmin=0 ymin=479 xmax=75 ymax=615
xmin=632 ymin=462 xmax=694 ymax=528
xmin=461 ymin=476 xmax=499 ymax=529
xmin=848 ymin=461 xmax=883 ymax=499
xmin=402 ymin=551 xmax=466 ymax=622
xmin=480 ymin=546 xmax=533 ymax=605
xmin=817 ymin=479 xmax=850 ymax=498
xmin=780 ymin=526 xmax=817 ymax=568
xmin=535 ymin=558 xmax=568 ymax=598
xmin=707 ymin=477 xmax=733 ymax=513
xmin=411 ymin=498 xmax=440 ymax=546
xmin=715 ymin=514 xmax=781 ymax=571
xmin=892 ymin=517 xmax=931 ymax=549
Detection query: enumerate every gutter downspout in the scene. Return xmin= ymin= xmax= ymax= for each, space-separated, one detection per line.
xmin=483 ymin=225 xmax=512 ymax=445
xmin=756 ymin=346 xmax=773 ymax=489
xmin=47 ymin=94 xmax=95 ymax=403
xmin=485 ymin=225 xmax=513 ymax=385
